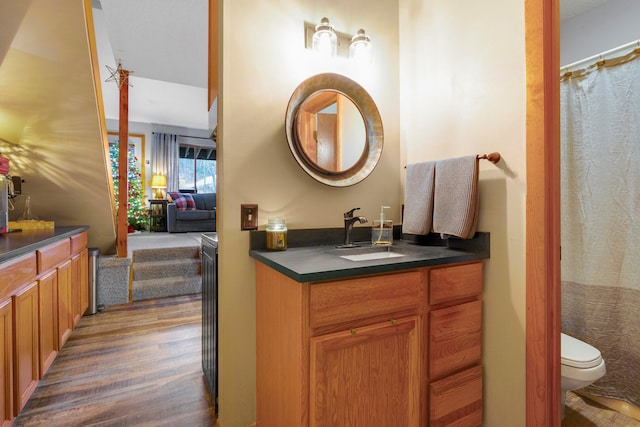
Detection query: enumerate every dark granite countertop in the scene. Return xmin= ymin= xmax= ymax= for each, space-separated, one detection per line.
xmin=0 ymin=226 xmax=90 ymax=264
xmin=249 ymin=228 xmax=490 ymax=283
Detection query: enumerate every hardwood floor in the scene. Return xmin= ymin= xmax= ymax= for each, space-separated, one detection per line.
xmin=14 ymin=294 xmax=215 ymax=427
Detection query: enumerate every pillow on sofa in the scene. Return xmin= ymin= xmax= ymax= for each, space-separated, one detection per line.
xmin=168 ymin=192 xmax=196 ymax=211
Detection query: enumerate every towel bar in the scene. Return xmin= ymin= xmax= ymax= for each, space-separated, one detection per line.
xmin=476 ymin=152 xmax=501 ymax=164
xmin=404 ymin=152 xmax=502 ymax=168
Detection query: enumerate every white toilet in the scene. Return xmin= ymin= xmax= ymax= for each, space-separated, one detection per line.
xmin=561 ymin=332 xmax=607 ymax=416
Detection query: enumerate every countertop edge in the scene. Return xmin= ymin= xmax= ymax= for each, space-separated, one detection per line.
xmin=249 ymin=246 xmax=489 ymax=283
xmin=0 ymin=226 xmax=90 ymax=264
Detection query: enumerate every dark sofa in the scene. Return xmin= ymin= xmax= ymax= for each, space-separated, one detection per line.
xmin=166 ymin=192 xmax=216 ymax=233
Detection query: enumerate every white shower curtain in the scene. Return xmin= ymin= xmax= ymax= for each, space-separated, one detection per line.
xmin=561 ymin=46 xmax=640 ymax=407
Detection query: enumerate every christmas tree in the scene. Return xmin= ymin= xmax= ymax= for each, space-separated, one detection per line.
xmin=109 ymin=142 xmax=147 ymax=230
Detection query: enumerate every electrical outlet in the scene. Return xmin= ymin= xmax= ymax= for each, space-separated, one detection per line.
xmin=241 ymin=204 xmax=258 ymax=230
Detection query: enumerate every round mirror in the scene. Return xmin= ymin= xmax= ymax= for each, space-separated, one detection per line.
xmin=285 ymin=73 xmax=383 ymax=187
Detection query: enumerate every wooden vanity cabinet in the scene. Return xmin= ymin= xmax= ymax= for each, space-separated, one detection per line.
xmin=256 ymin=260 xmax=484 ymax=427
xmin=308 ymin=270 xmax=424 ymax=427
xmin=427 ymin=262 xmax=483 ymax=426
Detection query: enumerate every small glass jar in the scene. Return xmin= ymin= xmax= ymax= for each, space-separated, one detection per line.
xmin=266 ymin=218 xmax=288 ymax=251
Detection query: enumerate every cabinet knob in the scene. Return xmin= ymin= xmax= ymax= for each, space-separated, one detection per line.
xmin=390 ymin=319 xmax=397 ymax=325
xmin=350 ymin=328 xmax=357 ymax=335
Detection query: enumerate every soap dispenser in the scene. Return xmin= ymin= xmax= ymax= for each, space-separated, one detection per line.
xmin=372 ymin=206 xmax=393 ymax=245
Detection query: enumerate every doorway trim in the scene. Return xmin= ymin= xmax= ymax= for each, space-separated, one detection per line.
xmin=525 ymin=0 xmax=561 ymax=425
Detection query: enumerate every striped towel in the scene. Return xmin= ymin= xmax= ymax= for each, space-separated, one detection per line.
xmin=432 ymin=155 xmax=479 ymax=239
xmin=402 ymin=161 xmax=436 ymax=235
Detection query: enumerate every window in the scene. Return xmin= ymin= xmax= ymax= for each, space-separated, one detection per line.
xmin=179 ymin=144 xmax=216 ymax=193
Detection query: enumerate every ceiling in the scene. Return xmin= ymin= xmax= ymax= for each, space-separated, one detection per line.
xmin=560 ymin=0 xmax=612 ymax=21
xmin=92 ymin=0 xmax=210 ymax=131
xmin=94 ymin=0 xmax=207 ymax=87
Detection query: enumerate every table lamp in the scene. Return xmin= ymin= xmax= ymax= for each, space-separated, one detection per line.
xmin=151 ymin=174 xmax=167 ymax=199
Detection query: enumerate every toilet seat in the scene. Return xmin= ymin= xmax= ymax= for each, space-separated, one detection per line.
xmin=561 ymin=333 xmax=602 ymax=369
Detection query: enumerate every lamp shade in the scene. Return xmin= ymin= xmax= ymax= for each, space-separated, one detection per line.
xmin=349 ymin=29 xmax=372 ymax=63
xmin=151 ymin=174 xmax=167 ymax=188
xmin=312 ymin=17 xmax=337 ymax=58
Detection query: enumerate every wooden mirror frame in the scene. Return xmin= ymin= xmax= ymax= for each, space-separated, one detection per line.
xmin=285 ymin=73 xmax=383 ymax=187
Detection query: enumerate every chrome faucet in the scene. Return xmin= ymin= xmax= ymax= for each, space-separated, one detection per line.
xmin=338 ymin=208 xmax=368 ymax=248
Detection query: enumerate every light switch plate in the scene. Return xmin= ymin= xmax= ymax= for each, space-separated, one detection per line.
xmin=241 ymin=204 xmax=258 ymax=230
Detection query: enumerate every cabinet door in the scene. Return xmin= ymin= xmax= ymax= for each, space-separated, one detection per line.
xmin=310 ymin=316 xmax=420 ymax=427
xmin=38 ymin=270 xmax=58 ymax=378
xmin=71 ymin=248 xmax=88 ymax=326
xmin=0 ymin=298 xmax=13 ymax=426
xmin=57 ymin=260 xmax=73 ymax=348
xmin=13 ymin=282 xmax=39 ymax=414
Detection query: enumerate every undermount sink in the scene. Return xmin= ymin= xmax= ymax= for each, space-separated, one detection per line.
xmin=330 ymin=245 xmax=407 ymax=262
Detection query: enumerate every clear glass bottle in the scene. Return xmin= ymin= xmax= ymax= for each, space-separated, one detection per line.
xmin=372 ymin=206 xmax=393 ymax=246
xmin=266 ymin=218 xmax=288 ymax=251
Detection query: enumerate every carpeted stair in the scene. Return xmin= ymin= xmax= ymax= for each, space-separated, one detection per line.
xmin=131 ymin=246 xmax=202 ymax=301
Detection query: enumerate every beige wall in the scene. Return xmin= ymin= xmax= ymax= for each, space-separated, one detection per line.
xmin=218 ymin=1 xmax=400 ymax=425
xmin=399 ymin=1 xmax=526 ymax=426
xmin=0 ymin=0 xmax=116 ymax=254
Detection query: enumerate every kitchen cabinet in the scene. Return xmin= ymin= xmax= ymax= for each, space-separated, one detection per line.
xmin=0 ymin=228 xmax=88 ymax=422
xmin=71 ymin=246 xmax=89 ymax=325
xmin=13 ymin=281 xmax=39 ymax=414
xmin=38 ymin=270 xmax=58 ymax=378
xmin=0 ymin=298 xmax=13 ymax=426
xmin=256 ymin=259 xmax=484 ymax=427
xmin=57 ymin=260 xmax=73 ymax=349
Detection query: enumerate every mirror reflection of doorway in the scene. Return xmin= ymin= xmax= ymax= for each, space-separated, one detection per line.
xmin=316 ymin=107 xmax=339 ymax=171
xmin=297 ymin=91 xmax=366 ymax=173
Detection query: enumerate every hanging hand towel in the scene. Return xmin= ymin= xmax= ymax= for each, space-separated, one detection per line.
xmin=402 ymin=161 xmax=436 ymax=235
xmin=433 ymin=155 xmax=479 ymax=239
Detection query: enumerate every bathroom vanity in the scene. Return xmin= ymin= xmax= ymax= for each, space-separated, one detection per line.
xmin=250 ymin=232 xmax=489 ymax=427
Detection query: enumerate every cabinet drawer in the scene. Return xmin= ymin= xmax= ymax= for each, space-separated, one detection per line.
xmin=309 ymin=271 xmax=423 ymax=329
xmin=429 ymin=365 xmax=482 ymax=427
xmin=70 ymin=231 xmax=87 ymax=254
xmin=37 ymin=239 xmax=71 ymax=274
xmin=430 ymin=300 xmax=481 ymax=380
xmin=0 ymin=253 xmax=37 ymax=300
xmin=429 ymin=262 xmax=482 ymax=305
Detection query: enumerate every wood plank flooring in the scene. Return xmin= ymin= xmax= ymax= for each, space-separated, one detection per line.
xmin=14 ymin=294 xmax=215 ymax=427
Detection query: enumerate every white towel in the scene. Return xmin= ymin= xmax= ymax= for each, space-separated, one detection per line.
xmin=432 ymin=155 xmax=479 ymax=239
xmin=402 ymin=161 xmax=436 ymax=235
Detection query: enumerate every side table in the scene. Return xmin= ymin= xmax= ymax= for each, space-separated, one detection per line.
xmin=149 ymin=199 xmax=168 ymax=232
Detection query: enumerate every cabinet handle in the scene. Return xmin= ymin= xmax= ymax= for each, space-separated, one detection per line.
xmin=350 ymin=328 xmax=357 ymax=335
xmin=390 ymin=319 xmax=397 ymax=325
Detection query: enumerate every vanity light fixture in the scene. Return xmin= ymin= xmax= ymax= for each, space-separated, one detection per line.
xmin=349 ymin=29 xmax=372 ymax=63
xmin=305 ymin=19 xmax=373 ymax=62
xmin=312 ymin=17 xmax=338 ymax=58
